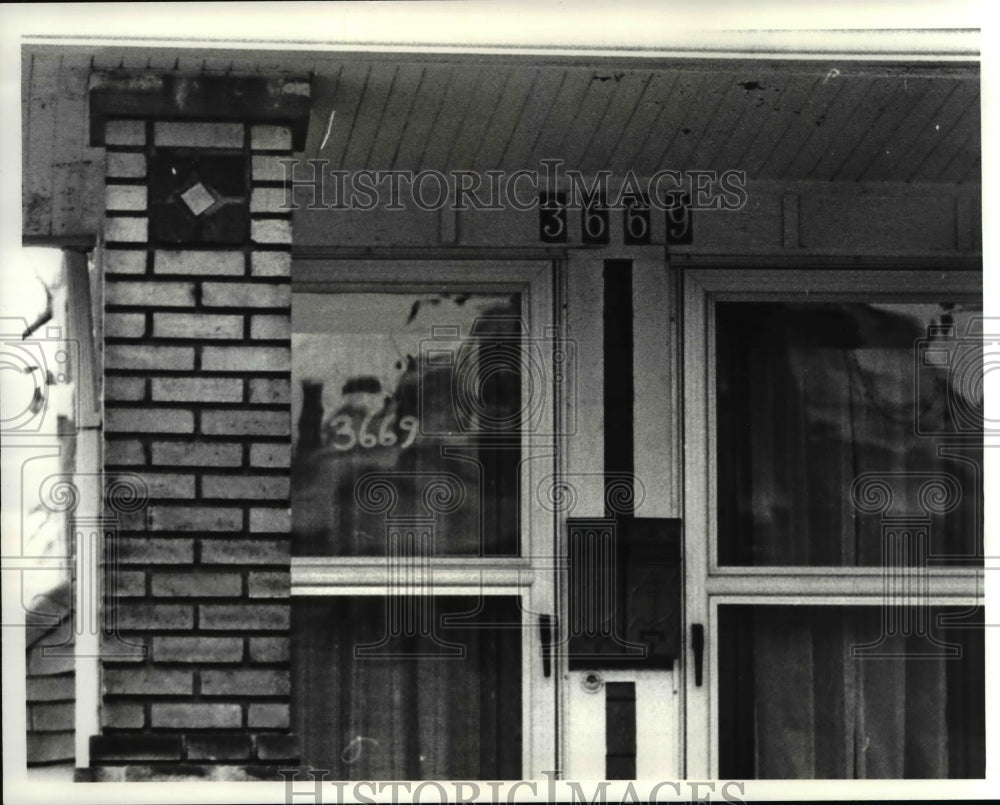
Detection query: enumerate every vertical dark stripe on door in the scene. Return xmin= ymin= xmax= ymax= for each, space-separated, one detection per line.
xmin=605 ymin=681 xmax=637 ymax=779
xmin=603 ymin=259 xmax=634 ymax=516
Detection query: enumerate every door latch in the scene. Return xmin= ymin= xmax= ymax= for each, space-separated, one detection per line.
xmin=691 ymin=623 xmax=705 ymax=687
xmin=539 ymin=613 xmax=554 ymax=677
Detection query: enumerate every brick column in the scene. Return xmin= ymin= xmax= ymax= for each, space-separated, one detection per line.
xmin=92 ymin=116 xmax=298 ymax=777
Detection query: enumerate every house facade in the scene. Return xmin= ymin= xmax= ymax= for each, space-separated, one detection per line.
xmin=14 ymin=31 xmax=985 ymax=787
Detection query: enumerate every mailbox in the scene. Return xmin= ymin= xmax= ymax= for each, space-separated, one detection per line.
xmin=566 ymin=516 xmax=682 ymax=670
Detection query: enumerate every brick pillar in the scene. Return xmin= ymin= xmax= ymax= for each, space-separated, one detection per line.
xmin=92 ymin=116 xmax=297 ymax=777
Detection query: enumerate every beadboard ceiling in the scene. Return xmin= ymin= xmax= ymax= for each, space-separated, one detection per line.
xmin=21 ymin=47 xmax=981 ymax=239
xmin=297 ymin=59 xmax=980 ymax=183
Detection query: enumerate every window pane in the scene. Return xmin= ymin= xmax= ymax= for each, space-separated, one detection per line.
xmin=718 ymin=605 xmax=984 ymax=779
xmin=716 ymin=301 xmax=983 ymax=566
xmin=292 ymin=291 xmax=522 ymax=556
xmin=292 ymin=596 xmax=522 ymax=779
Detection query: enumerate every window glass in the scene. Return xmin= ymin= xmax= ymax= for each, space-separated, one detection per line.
xmin=292 ymin=291 xmax=523 ymax=556
xmin=716 ymin=301 xmax=983 ymax=566
xmin=717 ymin=604 xmax=985 ymax=779
xmin=292 ymin=595 xmax=523 ymax=779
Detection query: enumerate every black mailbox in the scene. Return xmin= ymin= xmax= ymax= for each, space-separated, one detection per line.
xmin=566 ymin=516 xmax=682 ymax=670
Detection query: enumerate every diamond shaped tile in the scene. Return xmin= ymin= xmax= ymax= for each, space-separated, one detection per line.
xmin=150 ymin=149 xmax=248 ymax=244
xmin=180 ymin=182 xmax=216 ymax=216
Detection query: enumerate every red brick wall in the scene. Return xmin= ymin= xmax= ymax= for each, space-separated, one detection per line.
xmin=95 ymin=118 xmax=296 ymax=770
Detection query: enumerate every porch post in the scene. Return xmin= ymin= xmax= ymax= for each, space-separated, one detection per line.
xmin=87 ymin=73 xmax=309 ymax=779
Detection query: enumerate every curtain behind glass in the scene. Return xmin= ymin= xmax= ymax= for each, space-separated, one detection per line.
xmin=716 ymin=302 xmax=982 ymax=566
xmin=718 ymin=605 xmax=985 ymax=778
xmin=292 ymin=596 xmax=523 ymax=780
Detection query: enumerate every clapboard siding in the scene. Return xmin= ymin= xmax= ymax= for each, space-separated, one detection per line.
xmin=25 ymin=582 xmax=75 ymax=767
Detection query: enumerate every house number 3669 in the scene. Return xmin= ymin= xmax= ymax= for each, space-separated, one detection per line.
xmin=327 ymin=413 xmax=420 ymax=451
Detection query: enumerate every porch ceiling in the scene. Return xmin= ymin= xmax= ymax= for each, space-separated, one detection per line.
xmin=24 ymin=44 xmax=982 ymax=194
xmin=300 ymin=58 xmax=980 ymax=184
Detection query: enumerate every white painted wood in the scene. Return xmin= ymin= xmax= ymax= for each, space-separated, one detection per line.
xmin=709 ymin=593 xmax=984 ymax=607
xmin=563 ymin=669 xmax=679 ymax=780
xmin=563 ymin=670 xmax=606 ymax=779
xmin=681 ymin=269 xmax=711 ymax=777
xmin=292 ymin=557 xmax=536 ymax=593
xmin=685 ymin=267 xmax=982 ymax=296
xmin=632 ymin=251 xmax=677 ymax=517
xmin=72 ymin=448 xmax=102 ymax=770
xmin=634 ymin=668 xmax=680 ymax=779
xmin=705 ymin=569 xmax=983 ymax=599
xmin=562 ymin=254 xmax=605 ymax=518
xmin=554 ymin=253 xmax=607 ymax=775
xmin=64 ymin=251 xmax=101 ymax=428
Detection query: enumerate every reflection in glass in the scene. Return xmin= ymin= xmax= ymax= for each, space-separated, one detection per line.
xmin=292 ymin=291 xmax=522 ymax=556
xmin=716 ymin=302 xmax=983 ymax=566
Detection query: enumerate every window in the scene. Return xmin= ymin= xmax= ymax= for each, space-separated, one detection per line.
xmin=291 ymin=289 xmax=523 ymax=557
xmin=683 ymin=269 xmax=984 ymax=779
xmin=289 ymin=260 xmax=560 ymax=779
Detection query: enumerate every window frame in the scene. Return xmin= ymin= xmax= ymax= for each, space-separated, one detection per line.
xmin=288 ymin=258 xmax=562 ymax=778
xmin=681 ymin=267 xmax=985 ymax=778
